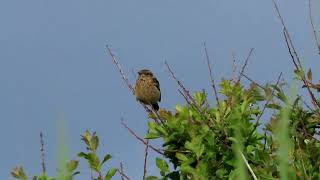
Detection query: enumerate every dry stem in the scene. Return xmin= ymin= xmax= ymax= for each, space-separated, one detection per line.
xmin=203 ymin=42 xmax=220 ymax=107
xmin=308 ymin=0 xmax=320 ymax=54
xmin=121 ymin=120 xmax=164 ymax=155
xmin=237 ymin=48 xmax=254 ymax=83
xmin=40 ymin=132 xmax=46 ymax=175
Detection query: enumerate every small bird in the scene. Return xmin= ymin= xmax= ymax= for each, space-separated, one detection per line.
xmin=135 ymin=69 xmax=161 ymax=111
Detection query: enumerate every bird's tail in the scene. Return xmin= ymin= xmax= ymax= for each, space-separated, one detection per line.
xmin=152 ymin=103 xmax=159 ymax=111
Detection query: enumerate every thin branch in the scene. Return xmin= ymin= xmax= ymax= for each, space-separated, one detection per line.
xmin=118 ymin=163 xmax=131 ymax=180
xmin=121 ymin=120 xmax=164 ymax=155
xmin=283 ymin=30 xmax=320 ymax=109
xmin=178 ymin=89 xmax=193 ymax=107
xmin=106 ymin=45 xmax=134 ymax=93
xmin=40 ymin=132 xmax=46 ymax=175
xmin=165 ymin=61 xmax=202 ymax=113
xmin=165 ymin=61 xmax=193 ymax=101
xmin=302 ymin=99 xmax=314 ymax=112
xmin=308 ymin=0 xmax=320 ymax=54
xmin=272 ymin=0 xmax=302 ymax=68
xmin=120 ymin=162 xmax=125 ymax=180
xmin=232 ymin=52 xmax=237 ymax=83
xmin=203 ymin=42 xmax=220 ymax=107
xmin=237 ymin=48 xmax=254 ymax=83
xmin=143 ymin=138 xmax=149 ymax=180
xmin=283 ymin=29 xmax=299 ymax=70
xmin=241 ymin=73 xmax=265 ymax=90
xmin=271 ymin=1 xmax=320 ymax=109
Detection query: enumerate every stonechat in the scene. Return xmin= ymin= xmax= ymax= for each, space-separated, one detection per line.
xmin=135 ymin=69 xmax=161 ymax=111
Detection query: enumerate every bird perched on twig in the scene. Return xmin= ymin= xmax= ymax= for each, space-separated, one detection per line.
xmin=135 ymin=69 xmax=161 ymax=111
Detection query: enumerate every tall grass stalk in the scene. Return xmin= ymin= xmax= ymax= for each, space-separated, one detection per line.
xmin=275 ymin=81 xmax=298 ymax=180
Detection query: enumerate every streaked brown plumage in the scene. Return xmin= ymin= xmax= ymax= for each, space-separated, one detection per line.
xmin=135 ymin=69 xmax=161 ymax=111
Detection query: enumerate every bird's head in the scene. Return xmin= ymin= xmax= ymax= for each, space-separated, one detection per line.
xmin=138 ymin=69 xmax=154 ymax=77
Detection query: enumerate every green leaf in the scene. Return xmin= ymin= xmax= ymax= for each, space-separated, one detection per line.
xmin=194 ymin=91 xmax=206 ymax=106
xmin=294 ymin=69 xmax=304 ymax=80
xmin=175 ymin=104 xmax=185 ymax=113
xmin=11 ymin=166 xmax=27 ymax=180
xmin=277 ymin=91 xmax=287 ymax=103
xmin=90 ymin=132 xmax=99 ymax=151
xmin=105 ymin=168 xmax=117 ymax=180
xmin=81 ymin=130 xmax=91 ymax=147
xmin=216 ymin=168 xmax=227 ymax=178
xmin=144 ymin=132 xmax=160 ymax=139
xmin=185 ymin=136 xmax=204 ymax=159
xmin=78 ymin=152 xmax=88 ymax=159
xmin=156 ymin=158 xmax=169 ymax=173
xmin=39 ymin=174 xmax=49 ymax=180
xmin=146 ymin=176 xmax=159 ymax=180
xmin=155 ymin=125 xmax=167 ymax=136
xmin=148 ymin=121 xmax=158 ymax=131
xmin=88 ymin=152 xmax=101 ymax=172
xmin=180 ymin=164 xmax=195 ymax=174
xmin=101 ymin=154 xmax=112 ymax=166
xmin=266 ymin=103 xmax=281 ymax=110
xmin=176 ymin=153 xmax=189 ymax=161
xmin=66 ymin=160 xmax=79 ymax=172
xmin=228 ymin=137 xmax=239 ymax=144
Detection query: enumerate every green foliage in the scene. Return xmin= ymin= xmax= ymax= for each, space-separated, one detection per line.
xmin=77 ymin=131 xmax=116 ymax=180
xmin=10 ymin=78 xmax=320 ymax=180
xmin=146 ymin=80 xmax=320 ymax=179
xmin=11 ymin=166 xmax=27 ymax=180
xmin=11 ymin=131 xmax=116 ymax=180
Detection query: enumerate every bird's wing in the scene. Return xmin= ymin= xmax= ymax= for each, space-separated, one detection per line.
xmin=152 ymin=77 xmax=161 ymax=102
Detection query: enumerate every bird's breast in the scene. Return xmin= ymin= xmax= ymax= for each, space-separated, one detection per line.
xmin=135 ymin=80 xmax=160 ymax=104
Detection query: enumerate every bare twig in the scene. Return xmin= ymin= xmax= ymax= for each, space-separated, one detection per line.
xmin=165 ymin=61 xmax=202 ymax=113
xmin=106 ymin=45 xmax=134 ymax=93
xmin=308 ymin=0 xmax=320 ymax=54
xmin=283 ymin=30 xmax=299 ymax=70
xmin=40 ymin=132 xmax=46 ymax=175
xmin=302 ymin=99 xmax=314 ymax=112
xmin=271 ymin=1 xmax=320 ymax=109
xmin=232 ymin=52 xmax=237 ymax=83
xmin=237 ymin=48 xmax=254 ymax=83
xmin=272 ymin=0 xmax=302 ymax=68
xmin=121 ymin=120 xmax=164 ymax=155
xmin=143 ymin=138 xmax=149 ymax=180
xmin=118 ymin=163 xmax=131 ymax=180
xmin=283 ymin=30 xmax=320 ymax=109
xmin=178 ymin=89 xmax=193 ymax=107
xmin=241 ymin=73 xmax=265 ymax=90
xmin=203 ymin=42 xmax=220 ymax=107
xmin=120 ymin=162 xmax=125 ymax=180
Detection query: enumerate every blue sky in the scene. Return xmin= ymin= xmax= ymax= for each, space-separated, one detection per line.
xmin=1 ymin=0 xmax=319 ymax=179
